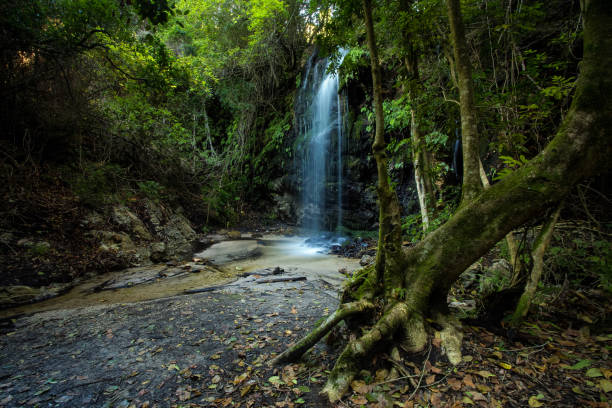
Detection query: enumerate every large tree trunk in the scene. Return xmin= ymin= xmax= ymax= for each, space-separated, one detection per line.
xmin=362 ymin=0 xmax=403 ymax=291
xmin=446 ymin=0 xmax=483 ymax=204
xmin=275 ymin=0 xmax=612 ymax=402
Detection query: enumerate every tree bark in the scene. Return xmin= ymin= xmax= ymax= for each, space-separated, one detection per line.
xmin=400 ymin=0 xmax=437 ymax=232
xmin=276 ymin=0 xmax=612 ymax=402
xmin=362 ymin=0 xmax=403 ymax=292
xmin=446 ymin=0 xmax=483 ymax=204
xmin=406 ymin=48 xmax=436 ymax=232
xmin=510 ymin=203 xmax=562 ymax=325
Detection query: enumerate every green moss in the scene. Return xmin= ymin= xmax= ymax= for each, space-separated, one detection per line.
xmin=342 ymin=264 xmax=376 ymax=302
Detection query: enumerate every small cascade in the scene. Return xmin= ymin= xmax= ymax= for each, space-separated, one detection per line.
xmin=295 ymin=49 xmax=347 ymax=234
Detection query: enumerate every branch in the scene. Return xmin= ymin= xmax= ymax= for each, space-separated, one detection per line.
xmin=269 ymin=300 xmax=374 ymax=366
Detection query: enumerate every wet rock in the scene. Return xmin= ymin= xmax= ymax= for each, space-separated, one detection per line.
xmin=0 ymin=283 xmax=69 ymax=307
xmin=194 ymin=240 xmax=262 ymax=265
xmin=227 ymin=230 xmax=242 ymax=240
xmin=359 ymin=254 xmax=375 ymax=266
xmin=272 ymin=192 xmax=296 ymax=222
xmin=0 ymin=285 xmax=40 ymax=306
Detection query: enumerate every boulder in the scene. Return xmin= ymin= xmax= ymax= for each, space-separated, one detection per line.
xmin=87 ymin=230 xmax=151 ymax=265
xmin=111 ymin=206 xmax=152 ymax=241
xmin=359 ymin=254 xmax=375 ymax=266
xmin=226 ymin=230 xmax=242 ymax=240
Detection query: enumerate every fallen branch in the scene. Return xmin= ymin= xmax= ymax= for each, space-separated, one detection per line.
xmin=183 ymin=285 xmax=229 ymax=294
xmin=255 ymin=276 xmax=306 ymax=284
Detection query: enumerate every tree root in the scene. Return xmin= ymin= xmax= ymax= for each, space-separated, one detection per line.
xmin=321 ymin=302 xmax=410 ymax=402
xmin=269 ymin=300 xmax=375 ymax=366
xmin=433 ymin=311 xmax=463 ymax=365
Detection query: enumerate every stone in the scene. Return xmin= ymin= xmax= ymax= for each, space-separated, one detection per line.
xmin=111 ymin=206 xmax=152 ymax=241
xmin=272 ymin=192 xmax=296 ymax=221
xmin=359 ymin=254 xmax=374 ymax=266
xmin=0 ymin=285 xmax=41 ymax=306
xmin=226 ymin=230 xmax=242 ymax=240
xmin=150 ymin=242 xmax=167 ymax=262
xmin=80 ymin=212 xmax=104 ymax=228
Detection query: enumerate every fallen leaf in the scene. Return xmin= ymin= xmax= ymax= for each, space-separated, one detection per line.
xmin=586 ymin=368 xmax=603 ymax=378
xmin=351 ymin=395 xmax=368 ymax=405
xmin=476 ymin=370 xmax=495 ymax=379
xmin=240 ymin=382 xmax=254 ymax=397
xmin=350 ymin=380 xmax=369 ymax=394
xmin=569 ymin=359 xmax=591 ymax=370
xmin=447 ymin=378 xmax=462 ymax=391
xmin=471 ymin=391 xmax=486 ymax=401
xmin=463 ymin=374 xmax=475 ymax=388
xmin=528 ymin=395 xmax=544 ymax=407
xmin=599 ymin=379 xmax=612 ymax=393
xmin=234 ymin=372 xmax=249 ymax=385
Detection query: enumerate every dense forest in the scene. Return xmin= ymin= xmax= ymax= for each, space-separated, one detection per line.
xmin=0 ymin=0 xmax=611 ymax=407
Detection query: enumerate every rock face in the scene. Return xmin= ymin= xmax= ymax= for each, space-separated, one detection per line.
xmin=86 ymin=199 xmax=197 ymax=268
xmin=0 ymin=283 xmax=70 ymax=308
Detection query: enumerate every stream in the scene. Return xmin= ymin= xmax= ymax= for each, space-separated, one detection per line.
xmin=0 ymin=234 xmax=360 ymax=319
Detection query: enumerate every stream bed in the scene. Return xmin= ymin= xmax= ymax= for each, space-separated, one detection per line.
xmin=0 ymin=234 xmax=360 ymax=319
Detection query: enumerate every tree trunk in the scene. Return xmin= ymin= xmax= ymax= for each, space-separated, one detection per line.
xmin=510 ymin=203 xmax=562 ymax=326
xmin=401 ymin=0 xmax=436 ymax=232
xmin=480 ymin=159 xmax=522 ymax=279
xmin=447 ymin=0 xmax=483 ymax=204
xmin=362 ymin=0 xmax=403 ymax=291
xmin=275 ymin=0 xmax=612 ymax=402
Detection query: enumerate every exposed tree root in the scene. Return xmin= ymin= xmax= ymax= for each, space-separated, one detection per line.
xmin=321 ymin=302 xmax=410 ymax=402
xmin=269 ymin=300 xmax=375 ymax=366
xmin=433 ymin=311 xmax=464 ymax=365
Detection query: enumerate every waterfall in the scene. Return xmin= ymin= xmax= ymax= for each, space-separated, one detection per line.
xmin=296 ymin=49 xmax=347 ymax=233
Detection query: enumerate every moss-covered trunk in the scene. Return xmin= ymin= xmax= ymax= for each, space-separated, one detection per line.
xmin=447 ymin=0 xmax=483 ymax=204
xmin=275 ymin=0 xmax=612 ymax=402
xmin=363 ymin=0 xmax=403 ymax=293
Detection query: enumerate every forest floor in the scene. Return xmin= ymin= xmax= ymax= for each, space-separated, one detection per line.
xmin=1 ymin=265 xmax=612 ymax=407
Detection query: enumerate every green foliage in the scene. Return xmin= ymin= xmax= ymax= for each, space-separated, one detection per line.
xmin=493 ymin=155 xmax=529 ymax=181
xmin=548 ymin=238 xmax=612 ymax=292
xmin=137 ymin=181 xmax=165 ymax=201
xmin=72 ymin=163 xmax=126 ymax=207
xmin=402 ymin=199 xmax=457 ymax=243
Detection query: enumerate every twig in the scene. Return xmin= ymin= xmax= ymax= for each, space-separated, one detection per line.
xmin=407 ymin=345 xmax=432 ymax=401
xmin=483 ymin=341 xmax=550 ymax=353
xmin=373 ymin=372 xmax=420 ymax=386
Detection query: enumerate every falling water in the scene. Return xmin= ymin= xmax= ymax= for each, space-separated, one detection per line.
xmin=296 ymin=49 xmax=347 ymax=233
